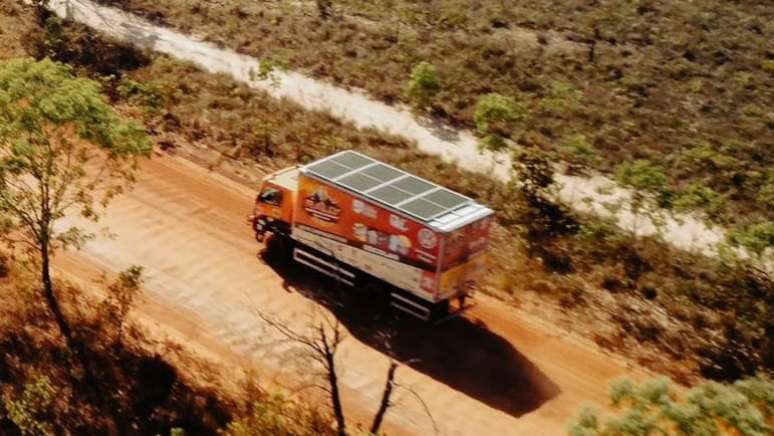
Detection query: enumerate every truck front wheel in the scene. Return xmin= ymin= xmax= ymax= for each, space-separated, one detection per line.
xmin=265 ymin=233 xmax=293 ymax=262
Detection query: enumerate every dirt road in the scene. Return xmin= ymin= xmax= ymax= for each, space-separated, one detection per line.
xmin=55 ymin=152 xmax=643 ymax=435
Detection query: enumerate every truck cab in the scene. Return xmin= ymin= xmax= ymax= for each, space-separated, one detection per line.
xmin=251 ymin=166 xmax=299 ymax=241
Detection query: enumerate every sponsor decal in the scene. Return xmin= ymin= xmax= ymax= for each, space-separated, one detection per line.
xmin=417 ymin=228 xmax=437 ymax=249
xmin=303 ymin=188 xmax=341 ymax=224
xmin=389 ymin=214 xmax=409 ymax=231
xmin=352 ymin=199 xmax=378 ymax=219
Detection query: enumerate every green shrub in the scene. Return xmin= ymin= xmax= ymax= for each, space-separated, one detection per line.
xmin=3 ymin=376 xmax=56 ymax=436
xmin=561 ymin=133 xmax=597 ymax=164
xmin=674 ymin=182 xmax=724 ymax=220
xmin=474 ymin=93 xmax=527 ymax=151
xmin=223 ymin=393 xmax=331 ymax=436
xmin=568 ymin=376 xmax=773 ymax=436
xmin=117 ymin=78 xmax=163 ymax=109
xmin=727 ymin=220 xmax=774 ymax=259
xmin=406 ymin=61 xmax=441 ymax=108
xmin=756 ymin=172 xmax=774 ymax=209
xmin=616 ymin=160 xmax=671 ymax=201
xmin=540 ymin=81 xmax=582 ymax=113
xmin=679 ymin=141 xmax=739 ymax=171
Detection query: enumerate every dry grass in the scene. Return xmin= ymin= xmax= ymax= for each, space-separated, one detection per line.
xmin=95 ymin=0 xmax=773 ymax=224
xmin=0 ymin=260 xmax=235 ymax=434
xmin=0 ymin=1 xmax=39 ymax=60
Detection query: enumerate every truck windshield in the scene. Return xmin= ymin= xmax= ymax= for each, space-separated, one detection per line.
xmin=259 ymin=188 xmax=283 ymax=206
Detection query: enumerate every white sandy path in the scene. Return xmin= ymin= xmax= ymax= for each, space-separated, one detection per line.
xmin=46 ymin=0 xmax=770 ymax=265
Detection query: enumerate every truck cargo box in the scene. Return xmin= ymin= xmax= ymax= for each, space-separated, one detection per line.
xmin=291 ymin=151 xmax=494 ymax=303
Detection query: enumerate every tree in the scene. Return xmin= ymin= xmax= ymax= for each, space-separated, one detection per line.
xmin=568 ymin=376 xmax=773 ymax=436
xmin=474 ymin=93 xmax=528 ymax=152
xmin=256 ymin=310 xmax=433 ymax=436
xmin=406 ymin=61 xmax=441 ymax=109
xmin=0 ymin=58 xmax=151 ymax=350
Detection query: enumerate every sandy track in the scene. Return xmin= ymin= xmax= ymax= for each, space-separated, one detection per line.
xmin=55 ymin=153 xmax=642 ymax=435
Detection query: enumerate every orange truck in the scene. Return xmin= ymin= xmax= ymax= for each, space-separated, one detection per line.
xmin=249 ymin=151 xmax=494 ymax=320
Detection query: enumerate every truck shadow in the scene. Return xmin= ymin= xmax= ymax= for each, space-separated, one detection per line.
xmin=260 ymin=249 xmax=561 ymax=419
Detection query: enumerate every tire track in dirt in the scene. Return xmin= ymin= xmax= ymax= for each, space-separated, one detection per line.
xmin=56 ymin=153 xmax=644 ymax=435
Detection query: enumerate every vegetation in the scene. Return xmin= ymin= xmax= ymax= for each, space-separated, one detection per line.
xmin=0 ymin=257 xmax=333 ymax=435
xmin=36 ymin=13 xmax=767 ymax=383
xmin=95 ymin=0 xmax=773 ymax=224
xmin=406 ymin=61 xmax=441 ymax=109
xmin=568 ymin=376 xmax=773 ymax=436
xmin=0 ymin=8 xmax=770 ymax=435
xmin=474 ymin=93 xmax=528 ymax=151
xmin=615 ymin=160 xmax=671 ymax=236
xmin=0 ymin=57 xmax=151 ymax=376
xmin=727 ymin=221 xmax=774 ymax=261
xmin=258 ymin=309 xmax=408 ymax=436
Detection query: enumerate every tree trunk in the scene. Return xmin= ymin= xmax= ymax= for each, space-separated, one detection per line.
xmin=41 ymin=238 xmax=74 ymax=344
xmin=370 ymin=362 xmax=398 ymax=434
xmin=326 ymin=352 xmax=347 ymax=436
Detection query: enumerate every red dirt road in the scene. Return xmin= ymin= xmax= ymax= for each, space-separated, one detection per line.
xmin=56 ymin=153 xmax=645 ymax=435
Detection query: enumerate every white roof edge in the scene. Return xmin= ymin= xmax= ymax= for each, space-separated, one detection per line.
xmin=430 ymin=205 xmax=495 ymax=233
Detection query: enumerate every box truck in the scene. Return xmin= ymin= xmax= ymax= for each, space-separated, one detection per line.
xmin=249 ymin=150 xmax=494 ymax=320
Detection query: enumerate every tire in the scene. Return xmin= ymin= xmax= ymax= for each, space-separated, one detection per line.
xmin=266 ymin=233 xmax=293 ymax=262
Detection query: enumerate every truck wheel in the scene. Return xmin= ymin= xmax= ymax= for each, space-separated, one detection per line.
xmin=361 ymin=280 xmax=389 ymax=309
xmin=429 ymin=300 xmax=450 ymax=322
xmin=266 ymin=234 xmax=293 ymax=262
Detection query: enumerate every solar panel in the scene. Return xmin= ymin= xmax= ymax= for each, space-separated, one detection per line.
xmin=306 ymin=160 xmax=352 ymax=179
xmin=338 ymin=172 xmax=382 ymax=192
xmin=370 ymin=185 xmax=414 ymax=205
xmin=329 ymin=151 xmax=374 ymax=170
xmin=421 ymin=188 xmax=468 ymax=209
xmin=400 ymin=198 xmax=447 ymax=220
xmin=301 ymin=150 xmax=483 ymax=226
xmin=390 ymin=176 xmax=435 ymax=195
xmin=362 ymin=164 xmax=403 ymax=182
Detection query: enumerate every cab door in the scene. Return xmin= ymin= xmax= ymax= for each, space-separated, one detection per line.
xmin=255 ymin=185 xmax=285 ymax=221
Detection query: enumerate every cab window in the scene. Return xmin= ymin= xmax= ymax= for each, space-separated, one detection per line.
xmin=259 ymin=188 xmax=283 ymax=206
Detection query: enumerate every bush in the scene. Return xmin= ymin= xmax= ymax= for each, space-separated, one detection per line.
xmin=568 ymin=376 xmax=774 ymax=436
xmin=474 ymin=93 xmax=527 ymax=151
xmin=118 ymin=78 xmax=163 ymax=110
xmin=222 ymin=393 xmax=332 ymax=436
xmin=3 ymin=376 xmax=56 ymax=436
xmin=406 ymin=61 xmax=441 ymax=109
xmin=539 ymin=81 xmax=582 ymax=114
xmin=673 ymin=182 xmax=724 ymax=220
xmin=727 ymin=220 xmax=774 ymax=259
xmin=561 ymin=133 xmax=597 ymax=165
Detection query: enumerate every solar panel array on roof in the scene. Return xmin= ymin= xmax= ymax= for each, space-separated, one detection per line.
xmin=303 ymin=151 xmax=478 ymax=223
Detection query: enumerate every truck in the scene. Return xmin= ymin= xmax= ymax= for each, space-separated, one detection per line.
xmin=249 ymin=150 xmax=494 ymax=320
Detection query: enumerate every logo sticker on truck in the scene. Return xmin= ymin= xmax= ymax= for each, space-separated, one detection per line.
xmin=303 ymin=188 xmax=342 ymax=224
xmin=417 ymin=228 xmax=437 ymax=249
